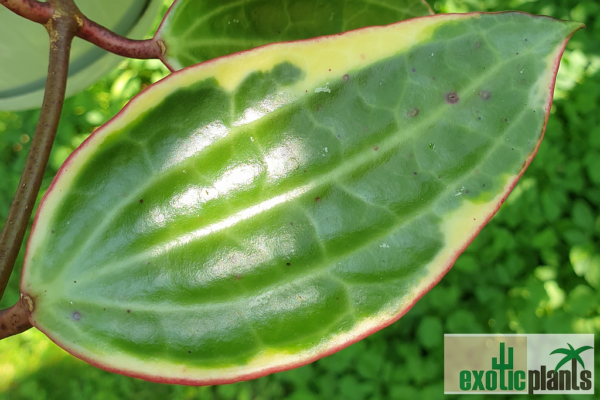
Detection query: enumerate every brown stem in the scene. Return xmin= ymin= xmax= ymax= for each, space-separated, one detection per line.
xmin=0 ymin=295 xmax=33 ymax=340
xmin=1 ymin=0 xmax=165 ymax=59
xmin=0 ymin=0 xmax=166 ymax=339
xmin=0 ymin=0 xmax=78 ymax=312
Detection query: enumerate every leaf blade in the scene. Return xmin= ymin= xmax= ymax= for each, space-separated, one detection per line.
xmin=157 ymin=0 xmax=434 ymax=70
xmin=23 ymin=12 xmax=582 ymax=384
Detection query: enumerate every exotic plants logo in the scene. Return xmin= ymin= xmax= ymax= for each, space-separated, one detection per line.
xmin=444 ymin=334 xmax=594 ymax=394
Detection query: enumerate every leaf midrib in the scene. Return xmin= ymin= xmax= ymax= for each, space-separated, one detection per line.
xmin=68 ymin=99 xmax=528 ymax=309
xmin=52 ymin=34 xmax=546 ymax=291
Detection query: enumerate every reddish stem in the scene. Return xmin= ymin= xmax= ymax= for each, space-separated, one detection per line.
xmin=79 ymin=18 xmax=165 ymax=59
xmin=0 ymin=0 xmax=81 ymax=336
xmin=1 ymin=0 xmax=165 ymax=59
xmin=0 ymin=0 xmax=166 ymax=340
xmin=0 ymin=0 xmax=52 ymax=24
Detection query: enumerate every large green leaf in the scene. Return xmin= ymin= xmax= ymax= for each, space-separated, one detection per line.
xmin=0 ymin=0 xmax=163 ymax=111
xmin=22 ymin=12 xmax=581 ymax=384
xmin=157 ymin=0 xmax=433 ymax=70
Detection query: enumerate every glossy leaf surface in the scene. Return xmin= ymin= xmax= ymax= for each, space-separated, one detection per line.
xmin=23 ymin=12 xmax=581 ymax=384
xmin=157 ymin=0 xmax=433 ymax=70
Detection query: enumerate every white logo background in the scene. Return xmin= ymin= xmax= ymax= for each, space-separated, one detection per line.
xmin=527 ymin=334 xmax=594 ymax=395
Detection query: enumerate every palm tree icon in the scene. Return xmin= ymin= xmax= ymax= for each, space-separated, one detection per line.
xmin=550 ymin=343 xmax=593 ymax=373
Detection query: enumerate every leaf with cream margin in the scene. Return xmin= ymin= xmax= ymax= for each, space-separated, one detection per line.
xmin=156 ymin=0 xmax=433 ymax=70
xmin=22 ymin=12 xmax=582 ymax=385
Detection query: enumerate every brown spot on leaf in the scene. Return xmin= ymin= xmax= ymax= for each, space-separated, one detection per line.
xmin=479 ymin=90 xmax=491 ymax=100
xmin=127 ymin=309 xmax=131 ymax=313
xmin=407 ymin=108 xmax=419 ymax=118
xmin=315 ymin=197 xmax=321 ymax=203
xmin=286 ymin=262 xmax=291 ymax=266
xmin=445 ymin=92 xmax=459 ymax=104
xmin=72 ymin=311 xmax=81 ymax=321
xmin=373 ymin=146 xmax=378 ymax=151
xmin=343 ymin=74 xmax=350 ymax=83
xmin=139 ymin=199 xmax=143 ymax=204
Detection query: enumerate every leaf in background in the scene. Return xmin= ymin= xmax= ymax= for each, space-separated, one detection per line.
xmin=0 ymin=0 xmax=164 ymax=111
xmin=22 ymin=12 xmax=581 ymax=384
xmin=156 ymin=0 xmax=433 ymax=70
xmin=570 ymin=245 xmax=600 ymax=288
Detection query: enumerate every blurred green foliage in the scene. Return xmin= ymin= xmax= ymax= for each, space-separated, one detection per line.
xmin=1 ymin=0 xmax=599 ymax=399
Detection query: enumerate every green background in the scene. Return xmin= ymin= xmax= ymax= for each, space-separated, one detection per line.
xmin=1 ymin=0 xmax=599 ymax=399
